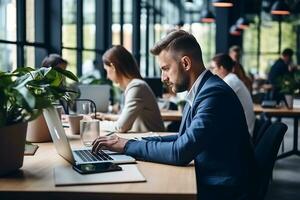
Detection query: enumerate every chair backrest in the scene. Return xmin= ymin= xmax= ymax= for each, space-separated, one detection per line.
xmin=253 ymin=114 xmax=271 ymax=146
xmin=254 ymin=122 xmax=287 ymax=200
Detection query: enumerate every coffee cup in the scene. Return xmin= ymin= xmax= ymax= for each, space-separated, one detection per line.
xmin=68 ymin=114 xmax=84 ymax=135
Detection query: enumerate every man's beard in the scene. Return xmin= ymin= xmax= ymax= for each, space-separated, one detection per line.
xmin=172 ymin=72 xmax=189 ymax=93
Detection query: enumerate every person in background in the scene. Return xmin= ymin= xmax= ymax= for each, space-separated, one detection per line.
xmin=211 ymin=53 xmax=255 ymax=136
xmin=41 ymin=54 xmax=68 ymax=69
xmin=229 ymin=45 xmax=253 ymax=93
xmin=41 ymin=54 xmax=79 ymax=114
xmin=99 ymin=45 xmax=164 ymax=133
xmin=92 ymin=30 xmax=256 ymax=200
xmin=268 ymin=48 xmax=295 ymax=103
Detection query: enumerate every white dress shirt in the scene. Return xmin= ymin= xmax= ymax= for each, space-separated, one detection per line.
xmin=223 ymin=73 xmax=255 ymax=136
xmin=186 ymin=69 xmax=208 ymax=107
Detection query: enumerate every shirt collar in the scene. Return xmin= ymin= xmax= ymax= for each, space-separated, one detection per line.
xmin=186 ymin=69 xmax=208 ymax=107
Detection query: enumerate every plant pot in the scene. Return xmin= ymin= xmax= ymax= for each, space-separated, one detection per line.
xmin=285 ymin=94 xmax=294 ymax=109
xmin=0 ymin=122 xmax=27 ymax=176
xmin=26 ymin=113 xmax=52 ymax=142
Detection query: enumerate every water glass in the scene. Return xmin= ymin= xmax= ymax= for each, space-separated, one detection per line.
xmin=80 ymin=119 xmax=100 ymax=147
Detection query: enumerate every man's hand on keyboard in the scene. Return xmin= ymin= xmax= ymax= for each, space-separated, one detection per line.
xmin=92 ymin=134 xmax=128 ymax=154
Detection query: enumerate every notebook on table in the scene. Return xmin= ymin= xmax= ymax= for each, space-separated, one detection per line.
xmin=54 ymin=164 xmax=146 ymax=186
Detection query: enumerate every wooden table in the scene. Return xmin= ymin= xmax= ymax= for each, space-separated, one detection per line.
xmin=160 ymin=110 xmax=182 ymax=121
xmin=0 ymin=133 xmax=196 ymax=200
xmin=96 ymin=110 xmax=183 ymax=122
xmin=254 ymin=104 xmax=300 ymax=159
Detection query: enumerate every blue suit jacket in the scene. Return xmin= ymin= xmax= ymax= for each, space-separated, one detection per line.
xmin=124 ymin=71 xmax=256 ymax=189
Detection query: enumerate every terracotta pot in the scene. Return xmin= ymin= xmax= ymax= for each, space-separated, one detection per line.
xmin=26 ymin=114 xmax=52 ymax=142
xmin=0 ymin=122 xmax=27 ymax=176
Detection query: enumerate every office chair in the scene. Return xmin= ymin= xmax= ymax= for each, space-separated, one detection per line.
xmin=254 ymin=122 xmax=287 ymax=200
xmin=252 ymin=114 xmax=271 ymax=146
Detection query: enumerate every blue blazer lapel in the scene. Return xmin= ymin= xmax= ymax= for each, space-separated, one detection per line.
xmin=178 ymin=71 xmax=214 ymax=136
xmin=178 ymin=103 xmax=191 ymax=135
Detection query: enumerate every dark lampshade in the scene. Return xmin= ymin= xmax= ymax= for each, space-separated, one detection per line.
xmin=236 ymin=17 xmax=250 ymax=29
xmin=212 ymin=0 xmax=233 ymax=8
xmin=271 ymin=0 xmax=290 ymax=15
xmin=200 ymin=10 xmax=215 ymax=23
xmin=230 ymin=25 xmax=242 ymax=36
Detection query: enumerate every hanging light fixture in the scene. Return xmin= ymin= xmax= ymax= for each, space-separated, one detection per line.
xmin=201 ymin=10 xmax=215 ymax=23
xmin=212 ymin=0 xmax=233 ymax=8
xmin=236 ymin=17 xmax=250 ymax=29
xmin=230 ymin=25 xmax=242 ymax=36
xmin=271 ymin=0 xmax=290 ymax=15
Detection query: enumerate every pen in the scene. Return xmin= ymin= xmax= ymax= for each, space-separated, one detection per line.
xmin=106 ymin=131 xmax=115 ymax=136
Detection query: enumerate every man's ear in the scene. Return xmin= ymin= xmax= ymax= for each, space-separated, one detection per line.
xmin=181 ymin=56 xmax=192 ymax=71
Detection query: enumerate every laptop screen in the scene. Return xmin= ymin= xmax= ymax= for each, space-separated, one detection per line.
xmin=43 ymin=107 xmax=76 ymax=165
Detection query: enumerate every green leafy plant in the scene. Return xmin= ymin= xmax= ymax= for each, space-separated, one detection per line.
xmin=278 ymin=71 xmax=300 ymax=95
xmin=0 ymin=67 xmax=78 ymax=127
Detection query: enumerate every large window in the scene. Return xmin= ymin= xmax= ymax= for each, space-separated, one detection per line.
xmin=191 ymin=23 xmax=216 ymax=67
xmin=112 ymin=0 xmax=133 ymax=51
xmin=243 ymin=14 xmax=297 ymax=77
xmin=62 ymin=0 xmax=100 ymax=78
xmin=0 ymin=0 xmax=17 ymax=71
xmin=62 ymin=0 xmax=77 ymax=75
xmin=0 ymin=0 xmax=46 ymax=72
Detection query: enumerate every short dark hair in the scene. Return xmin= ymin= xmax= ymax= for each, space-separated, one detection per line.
xmin=282 ymin=48 xmax=293 ymax=57
xmin=41 ymin=54 xmax=68 ymax=68
xmin=212 ymin=53 xmax=235 ymax=72
xmin=102 ymin=45 xmax=142 ymax=79
xmin=150 ymin=30 xmax=203 ymax=62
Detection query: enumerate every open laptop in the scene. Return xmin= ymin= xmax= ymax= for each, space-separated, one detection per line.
xmin=43 ymin=107 xmax=136 ymax=165
xmin=78 ymin=84 xmax=110 ymax=112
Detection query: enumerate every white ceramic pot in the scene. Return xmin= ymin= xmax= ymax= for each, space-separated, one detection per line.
xmin=285 ymin=94 xmax=294 ymax=109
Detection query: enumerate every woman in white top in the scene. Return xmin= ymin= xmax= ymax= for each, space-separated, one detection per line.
xmin=99 ymin=45 xmax=164 ymax=133
xmin=211 ymin=53 xmax=255 ymax=136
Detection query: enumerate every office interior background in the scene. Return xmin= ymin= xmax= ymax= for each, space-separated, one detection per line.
xmin=0 ymin=1 xmax=300 ymax=199
xmin=0 ymin=0 xmax=299 ymax=80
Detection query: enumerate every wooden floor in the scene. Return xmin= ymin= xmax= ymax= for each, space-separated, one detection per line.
xmin=265 ymin=118 xmax=300 ymax=200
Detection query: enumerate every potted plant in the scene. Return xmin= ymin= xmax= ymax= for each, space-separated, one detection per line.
xmin=279 ymin=71 xmax=300 ymax=109
xmin=0 ymin=67 xmax=78 ymax=176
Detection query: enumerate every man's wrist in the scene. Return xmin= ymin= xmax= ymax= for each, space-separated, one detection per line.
xmin=123 ymin=139 xmax=136 ymax=153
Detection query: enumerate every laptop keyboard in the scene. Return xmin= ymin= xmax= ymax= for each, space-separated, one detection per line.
xmin=74 ymin=149 xmax=113 ymax=162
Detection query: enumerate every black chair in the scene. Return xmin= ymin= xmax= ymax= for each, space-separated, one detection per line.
xmin=254 ymin=122 xmax=288 ymax=200
xmin=252 ymin=114 xmax=271 ymax=146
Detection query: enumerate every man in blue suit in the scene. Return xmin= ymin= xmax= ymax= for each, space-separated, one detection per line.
xmin=92 ymin=30 xmax=256 ymax=200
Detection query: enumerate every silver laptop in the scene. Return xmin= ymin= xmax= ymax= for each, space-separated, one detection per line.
xmin=43 ymin=107 xmax=136 ymax=165
xmin=78 ymin=84 xmax=110 ymax=112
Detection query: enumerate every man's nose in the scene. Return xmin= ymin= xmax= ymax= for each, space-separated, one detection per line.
xmin=161 ymin=72 xmax=168 ymax=82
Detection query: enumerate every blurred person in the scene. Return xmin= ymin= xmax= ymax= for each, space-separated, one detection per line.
xmin=41 ymin=54 xmax=68 ymax=70
xmin=268 ymin=48 xmax=295 ymax=103
xmin=211 ymin=53 xmax=255 ymax=136
xmin=41 ymin=54 xmax=79 ymax=114
xmin=99 ymin=45 xmax=164 ymax=133
xmin=229 ymin=45 xmax=253 ymax=93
